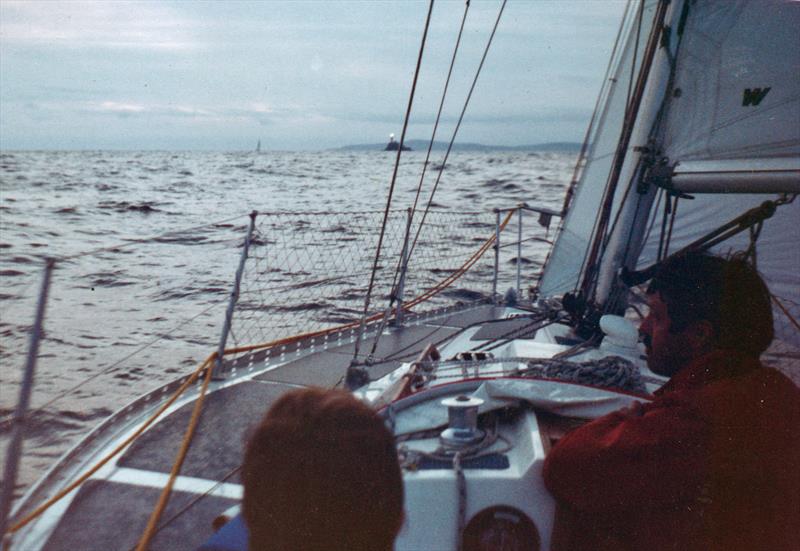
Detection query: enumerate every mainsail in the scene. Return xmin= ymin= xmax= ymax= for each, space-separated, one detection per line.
xmin=541 ymin=0 xmax=800 ymax=347
xmin=635 ymin=0 xmax=800 ymax=347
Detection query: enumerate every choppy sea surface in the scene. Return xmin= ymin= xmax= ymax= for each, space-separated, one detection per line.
xmin=0 ymin=149 xmax=575 ymax=497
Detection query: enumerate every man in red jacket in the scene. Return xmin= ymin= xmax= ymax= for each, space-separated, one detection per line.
xmin=543 ymin=253 xmax=800 ymax=551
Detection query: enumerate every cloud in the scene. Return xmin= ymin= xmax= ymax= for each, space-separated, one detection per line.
xmin=0 ymin=1 xmax=198 ymax=51
xmin=13 ymin=98 xmax=333 ymax=128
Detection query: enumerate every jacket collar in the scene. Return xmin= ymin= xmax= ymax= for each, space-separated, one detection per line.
xmin=654 ymin=349 xmax=761 ymax=396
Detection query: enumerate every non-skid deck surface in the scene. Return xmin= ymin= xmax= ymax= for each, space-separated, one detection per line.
xmin=119 ymin=381 xmax=292 ymax=480
xmin=255 ymin=322 xmax=461 ymax=387
xmin=40 ymin=304 xmax=507 ymax=550
xmin=43 ymin=480 xmax=237 ymax=551
xmin=470 ymin=315 xmax=540 ymax=341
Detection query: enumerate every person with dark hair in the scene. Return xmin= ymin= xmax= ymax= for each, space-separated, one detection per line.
xmin=242 ymin=388 xmax=404 ymax=551
xmin=543 ymin=252 xmax=800 ymax=551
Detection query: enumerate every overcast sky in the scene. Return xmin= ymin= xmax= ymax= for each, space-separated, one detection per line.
xmin=0 ymin=0 xmax=627 ymax=151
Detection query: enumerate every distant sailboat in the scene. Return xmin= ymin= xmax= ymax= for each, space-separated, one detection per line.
xmin=255 ymin=139 xmax=262 ymax=153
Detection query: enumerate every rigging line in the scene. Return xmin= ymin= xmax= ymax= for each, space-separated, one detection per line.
xmin=662 ymin=195 xmax=679 ymax=258
xmin=576 ymin=1 xmax=647 ymax=292
xmin=388 ymin=0 xmax=472 ymax=297
xmin=622 ymin=188 xmax=662 ymax=270
xmin=608 ymin=0 xmax=691 ymax=289
xmin=625 ymin=0 xmax=645 ymax=116
xmin=379 ymin=313 xmax=524 ymax=364
xmin=558 ymin=0 xmax=634 ymax=217
xmin=125 ymin=466 xmax=242 ymax=551
xmin=408 ymin=0 xmax=471 ymax=219
xmin=5 ymin=355 xmax=215 ymax=535
xmin=378 ymin=324 xmax=459 ymax=363
xmin=0 ymin=296 xmax=229 ymax=428
xmin=656 ymin=193 xmax=670 ymax=261
xmin=352 ymin=0 xmax=436 ymax=363
xmin=579 ymin=0 xmax=668 ymax=299
xmin=604 ymin=30 xmax=682 ymax=294
xmin=539 ymin=0 xmax=634 ymax=293
xmin=472 ymin=317 xmax=558 ymax=353
xmin=406 ymin=0 xmax=509 ymax=268
xmin=333 ymin=317 xmax=470 ymax=389
xmin=135 ymin=356 xmax=215 ymax=551
xmin=228 ymin=212 xmax=514 ymax=360
xmin=772 ymin=295 xmax=800 ymax=334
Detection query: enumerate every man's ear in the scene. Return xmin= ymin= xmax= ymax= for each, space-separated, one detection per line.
xmin=686 ymin=319 xmax=715 ymax=352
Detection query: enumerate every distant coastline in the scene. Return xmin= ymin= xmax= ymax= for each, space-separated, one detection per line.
xmin=335 ymin=140 xmax=582 ymax=153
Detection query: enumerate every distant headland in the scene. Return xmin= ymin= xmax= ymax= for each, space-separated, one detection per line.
xmin=336 ymin=140 xmax=581 ymax=153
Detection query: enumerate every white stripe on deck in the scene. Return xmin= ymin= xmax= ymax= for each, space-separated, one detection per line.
xmin=107 ymin=467 xmax=243 ymax=500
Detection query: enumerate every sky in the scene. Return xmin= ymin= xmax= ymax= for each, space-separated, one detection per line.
xmin=0 ymin=0 xmax=627 ymax=151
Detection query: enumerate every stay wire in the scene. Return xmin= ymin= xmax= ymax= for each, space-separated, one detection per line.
xmin=539 ymin=0 xmax=634 ymax=295
xmin=579 ymin=0 xmax=666 ymax=299
xmin=573 ymin=1 xmax=643 ymax=292
xmin=386 ymin=0 xmax=472 ymax=297
xmin=603 ymin=7 xmax=689 ymax=313
xmin=371 ymin=0 xmax=472 ymax=361
xmin=560 ymin=0 xmax=633 ymax=217
xmin=398 ymin=0 xmax=471 ymax=279
xmin=407 ymin=0 xmax=508 ymax=267
xmin=352 ymin=0 xmax=436 ymax=363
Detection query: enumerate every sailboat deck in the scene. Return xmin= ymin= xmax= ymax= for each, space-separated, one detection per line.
xmin=26 ymin=304 xmax=508 ymax=551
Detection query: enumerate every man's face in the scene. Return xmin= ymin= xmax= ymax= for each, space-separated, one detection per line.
xmin=639 ymin=292 xmax=695 ymax=377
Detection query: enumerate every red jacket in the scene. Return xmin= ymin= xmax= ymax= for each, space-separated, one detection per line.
xmin=542 ymin=350 xmax=800 ymax=551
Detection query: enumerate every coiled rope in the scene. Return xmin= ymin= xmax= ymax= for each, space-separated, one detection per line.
xmin=413 ymin=354 xmax=648 ymax=394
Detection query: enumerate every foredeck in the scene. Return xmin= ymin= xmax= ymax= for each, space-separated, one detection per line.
xmin=14 ymin=303 xmax=507 ymax=551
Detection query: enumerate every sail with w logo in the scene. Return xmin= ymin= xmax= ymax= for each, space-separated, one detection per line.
xmin=742 ymin=87 xmax=771 ymax=106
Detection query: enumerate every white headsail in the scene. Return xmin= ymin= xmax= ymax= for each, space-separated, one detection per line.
xmin=540 ymin=0 xmax=800 ymax=347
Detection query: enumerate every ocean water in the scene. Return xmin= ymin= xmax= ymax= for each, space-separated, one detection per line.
xmin=0 ymin=149 xmax=575 ymax=496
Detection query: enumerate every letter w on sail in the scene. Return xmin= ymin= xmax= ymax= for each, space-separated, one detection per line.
xmin=742 ymin=87 xmax=771 ymax=106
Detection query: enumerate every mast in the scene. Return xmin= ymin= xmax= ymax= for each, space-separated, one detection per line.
xmin=538 ymin=0 xmax=662 ymax=301
xmin=593 ymin=0 xmax=679 ymax=308
xmin=579 ymin=0 xmax=670 ymax=309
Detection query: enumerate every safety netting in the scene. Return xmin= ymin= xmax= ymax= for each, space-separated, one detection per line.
xmin=227 ymin=207 xmax=552 ymax=351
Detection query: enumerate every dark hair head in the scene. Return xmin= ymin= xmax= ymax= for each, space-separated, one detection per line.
xmin=242 ymin=388 xmax=403 ymax=551
xmin=646 ymin=252 xmax=774 ymax=356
